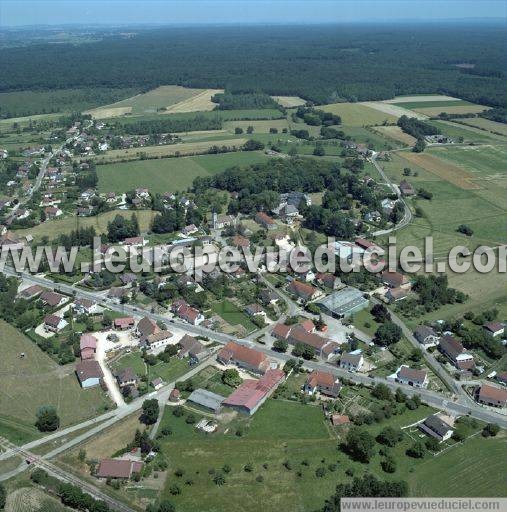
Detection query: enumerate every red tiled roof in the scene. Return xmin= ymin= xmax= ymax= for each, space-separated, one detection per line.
xmin=398 ymin=366 xmax=427 ymax=384
xmin=44 ymin=314 xmax=62 ymax=327
xmin=289 ymin=280 xmax=318 ymax=299
xmin=114 ymin=317 xmax=135 ymax=328
xmin=272 ymin=323 xmax=291 ymax=339
xmin=478 ymin=384 xmax=507 ymax=403
xmin=222 ymin=369 xmax=285 ymax=411
xmin=80 ymin=334 xmax=97 ymax=350
xmin=307 ymin=370 xmax=336 ymax=388
xmin=217 ymin=342 xmax=267 ymax=370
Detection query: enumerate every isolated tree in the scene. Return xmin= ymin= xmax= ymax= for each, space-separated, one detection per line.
xmin=377 ymin=427 xmax=403 ymax=447
xmin=141 ymin=399 xmax=160 ymax=425
xmin=313 ymin=142 xmax=326 ymax=156
xmin=246 ymin=125 xmax=254 ymax=134
xmin=213 ymin=472 xmax=226 ymax=486
xmin=234 ymin=127 xmax=244 ymax=134
xmin=370 ymin=303 xmax=390 ymax=323
xmin=374 ymin=322 xmax=402 ymax=347
xmin=222 ymin=368 xmax=241 ymax=387
xmin=406 ymin=441 xmax=426 ymax=458
xmin=381 ymin=455 xmax=397 ymax=473
xmin=371 ymin=383 xmax=393 ymax=401
xmin=482 ymin=423 xmax=500 ymax=437
xmin=35 ymin=406 xmax=60 ymax=432
xmin=344 ymin=427 xmax=375 ymax=463
xmin=457 ymin=224 xmax=473 ymax=236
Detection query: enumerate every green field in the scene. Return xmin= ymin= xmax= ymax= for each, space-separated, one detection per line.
xmin=211 ymin=299 xmax=257 ymax=333
xmin=408 ymin=435 xmax=507 ymax=497
xmin=319 ymin=102 xmax=398 ymax=126
xmin=429 ymin=120 xmax=507 ymax=143
xmin=395 ymin=100 xmax=473 ymax=110
xmin=224 ymin=119 xmax=290 ymax=133
xmin=0 ymin=87 xmax=138 ymax=118
xmin=0 ymin=320 xmax=110 ymax=443
xmin=457 ymin=117 xmax=507 ymax=136
xmin=13 ymin=209 xmax=157 ymax=242
xmin=96 ymin=151 xmax=269 ymax=193
xmin=378 ymin=145 xmax=507 ymax=322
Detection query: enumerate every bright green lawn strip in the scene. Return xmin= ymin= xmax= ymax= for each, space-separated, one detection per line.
xmin=211 ymin=299 xmax=257 ymax=333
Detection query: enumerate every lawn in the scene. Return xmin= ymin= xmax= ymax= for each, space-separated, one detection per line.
xmin=211 ymin=300 xmax=257 ymax=333
xmin=0 ymin=320 xmax=111 ymax=443
xmin=96 ymin=151 xmax=269 ymax=193
xmin=112 ymin=351 xmax=190 ymax=386
xmin=428 ymin=120 xmax=506 ymax=143
xmin=319 ymin=102 xmax=398 ymax=126
xmin=13 ymin=209 xmax=157 ymax=242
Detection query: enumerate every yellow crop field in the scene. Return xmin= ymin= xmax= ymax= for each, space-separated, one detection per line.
xmin=163 ymin=88 xmax=224 ymax=113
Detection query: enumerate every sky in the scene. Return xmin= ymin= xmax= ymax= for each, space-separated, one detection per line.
xmin=0 ymin=0 xmax=506 ymax=27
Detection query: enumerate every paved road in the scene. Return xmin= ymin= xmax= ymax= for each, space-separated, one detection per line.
xmin=4 ymin=268 xmax=506 ymax=427
xmin=0 ymin=437 xmax=135 ymax=512
xmin=370 ymin=152 xmax=413 ymax=237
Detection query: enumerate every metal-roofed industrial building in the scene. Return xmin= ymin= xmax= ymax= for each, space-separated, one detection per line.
xmin=317 ymin=286 xmax=369 ymax=318
xmin=187 ymin=388 xmax=225 ymax=413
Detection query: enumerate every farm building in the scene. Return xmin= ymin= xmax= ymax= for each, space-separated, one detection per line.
xmin=419 ymin=414 xmax=454 ymax=442
xmin=317 ymin=287 xmax=368 ymax=318
xmin=187 ymin=388 xmax=225 ymax=413
xmin=476 ymin=384 xmax=507 ymax=408
xmin=75 ymin=360 xmax=103 ymax=388
xmin=222 ymin=369 xmax=285 ymax=415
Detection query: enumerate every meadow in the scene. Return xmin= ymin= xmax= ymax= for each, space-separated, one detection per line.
xmin=457 ymin=117 xmax=507 ymax=136
xmin=224 ymin=119 xmax=290 ymax=133
xmin=0 ymin=320 xmax=111 ymax=443
xmin=96 ymin=151 xmax=269 ymax=193
xmin=89 ymin=138 xmax=248 ymax=163
xmin=378 ymin=145 xmax=506 ymax=322
xmin=319 ymin=102 xmax=398 ymax=126
xmin=13 ymin=209 xmax=157 ymax=242
xmin=413 ymin=105 xmax=489 ymax=116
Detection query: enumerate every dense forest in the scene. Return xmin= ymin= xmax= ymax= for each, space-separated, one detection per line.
xmin=0 ymin=24 xmax=506 ymax=106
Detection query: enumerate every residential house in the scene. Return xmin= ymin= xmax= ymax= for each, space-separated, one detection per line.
xmin=119 ymin=273 xmax=137 ymax=286
xmin=244 ymin=303 xmax=266 ymax=319
xmin=96 ymin=459 xmax=143 ymax=480
xmin=172 ymin=299 xmax=204 ymax=325
xmin=217 ymin=341 xmax=270 ymax=374
xmin=115 ymin=368 xmax=139 ymax=389
xmin=44 ymin=206 xmax=62 ymax=219
xmin=122 ymin=236 xmax=145 ymax=247
xmin=43 ymin=314 xmax=67 ymax=333
xmin=476 ymin=384 xmax=507 ymax=408
xmin=483 ymin=322 xmax=505 ymax=338
xmin=386 ymin=287 xmax=410 ymax=303
xmin=439 ymin=335 xmax=475 ymax=371
xmin=211 ymin=212 xmax=237 ymax=230
xmin=143 ymin=330 xmax=174 ymax=353
xmin=113 ymin=316 xmax=135 ymax=330
xmin=75 ymin=360 xmax=103 ymax=388
xmin=414 ymin=325 xmax=439 ymax=348
xmin=178 ymin=334 xmax=208 ymax=363
xmin=222 ymin=369 xmax=285 ymax=415
xmin=364 ymin=210 xmax=382 ymax=223
xmin=181 ymin=224 xmax=198 ymax=236
xmin=255 ymin=211 xmax=276 ymax=230
xmin=315 ymin=272 xmax=340 ymax=290
xmin=381 ymin=198 xmax=397 ymax=214
xmin=259 ymin=289 xmax=279 ymax=306
xmin=152 ymin=378 xmax=164 ymax=390
xmin=419 ymin=414 xmax=454 ymax=442
xmin=136 ymin=316 xmax=160 ymax=339
xmin=288 ymin=279 xmax=323 ymax=302
xmin=339 ymin=353 xmax=364 ymax=372
xmin=381 ymin=270 xmax=410 ymax=289
xmin=304 ymin=371 xmax=341 ymax=397
xmin=73 ymin=298 xmax=98 ymax=315
xmin=40 ymin=291 xmax=67 ymax=308
xmin=108 ymin=287 xmax=130 ymax=302
xmin=331 ymin=414 xmax=351 ymax=426
xmin=392 ymin=365 xmax=429 ymax=388
xmin=18 ymin=284 xmax=44 ymax=300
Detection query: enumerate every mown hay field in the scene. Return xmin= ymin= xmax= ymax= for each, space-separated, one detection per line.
xmin=319 ymin=102 xmax=398 ymax=125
